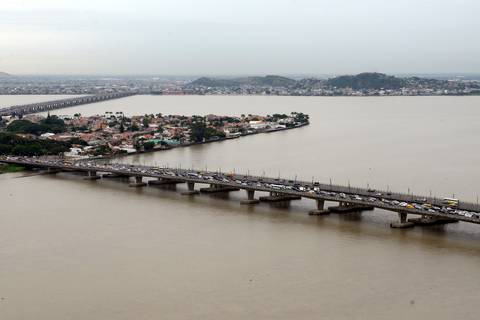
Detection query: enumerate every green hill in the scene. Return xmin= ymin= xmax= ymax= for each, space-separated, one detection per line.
xmin=189 ymin=75 xmax=296 ymax=87
xmin=327 ymin=72 xmax=406 ymax=89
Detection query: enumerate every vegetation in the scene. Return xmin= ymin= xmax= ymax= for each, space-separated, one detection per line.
xmin=0 ymin=164 xmax=26 ymax=173
xmin=189 ymin=72 xmax=440 ymax=92
xmin=189 ymin=118 xmax=226 ymax=143
xmin=326 ymin=72 xmax=406 ymax=89
xmin=268 ymin=113 xmax=289 ymax=122
xmin=143 ymin=141 xmax=155 ymax=151
xmin=0 ymin=132 xmax=83 ymax=156
xmin=6 ymin=114 xmax=66 ymax=135
xmin=292 ymin=112 xmax=309 ymax=124
xmin=190 ymin=75 xmax=297 ymax=88
xmin=93 ymin=145 xmax=112 ymax=156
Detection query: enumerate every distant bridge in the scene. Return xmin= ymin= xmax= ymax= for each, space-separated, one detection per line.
xmin=2 ymin=157 xmax=480 ymax=229
xmin=0 ymin=92 xmax=137 ymax=116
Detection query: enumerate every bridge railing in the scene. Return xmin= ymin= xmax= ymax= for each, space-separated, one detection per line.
xmin=103 ymin=162 xmax=480 ymax=212
xmin=0 ymin=92 xmax=137 ymax=116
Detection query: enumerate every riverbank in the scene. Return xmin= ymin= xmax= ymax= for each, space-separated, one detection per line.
xmin=103 ymin=122 xmax=310 ymax=160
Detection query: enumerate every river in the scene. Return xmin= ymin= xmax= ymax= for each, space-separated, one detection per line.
xmin=1 ymin=95 xmax=480 ymax=319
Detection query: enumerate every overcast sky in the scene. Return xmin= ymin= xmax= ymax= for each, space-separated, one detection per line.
xmin=1 ymin=0 xmax=479 ymax=75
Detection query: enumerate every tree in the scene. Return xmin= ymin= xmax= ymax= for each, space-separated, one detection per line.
xmin=142 ymin=117 xmax=150 ymax=128
xmin=189 ymin=120 xmax=207 ymax=143
xmin=143 ymin=141 xmax=155 ymax=151
xmin=7 ymin=120 xmax=42 ymax=134
xmin=293 ymin=112 xmax=309 ymax=124
xmin=93 ymin=145 xmax=112 ymax=156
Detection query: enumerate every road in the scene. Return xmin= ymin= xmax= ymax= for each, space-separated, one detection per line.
xmin=2 ymin=156 xmax=480 ymax=225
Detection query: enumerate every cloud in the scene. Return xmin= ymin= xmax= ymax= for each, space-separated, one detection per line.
xmin=1 ymin=0 xmax=479 ymax=74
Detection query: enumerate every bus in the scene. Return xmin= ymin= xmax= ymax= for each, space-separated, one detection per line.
xmin=442 ymin=197 xmax=459 ymax=206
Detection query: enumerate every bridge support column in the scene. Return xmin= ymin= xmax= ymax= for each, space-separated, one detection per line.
xmin=328 ymin=202 xmax=374 ymax=214
xmin=181 ymin=181 xmax=200 ymax=195
xmin=240 ymin=189 xmax=260 ymax=205
xmin=148 ymin=178 xmax=184 ymax=190
xmin=84 ymin=170 xmax=100 ymax=180
xmin=259 ymin=193 xmax=301 ymax=209
xmin=407 ymin=215 xmax=459 ymax=226
xmin=390 ymin=212 xmax=414 ymax=228
xmin=200 ymin=184 xmax=240 ymax=194
xmin=129 ymin=176 xmax=147 ymax=187
xmin=309 ymin=199 xmax=329 ymax=216
xmin=46 ymin=167 xmax=61 ymax=174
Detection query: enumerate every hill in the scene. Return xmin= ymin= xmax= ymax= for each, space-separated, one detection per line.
xmin=189 ymin=75 xmax=296 ymax=87
xmin=0 ymin=72 xmax=10 ymax=77
xmin=327 ymin=73 xmax=406 ymax=89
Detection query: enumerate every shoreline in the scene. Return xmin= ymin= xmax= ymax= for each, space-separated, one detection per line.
xmin=1 ymin=93 xmax=480 ymax=98
xmin=99 ymin=122 xmax=310 ymax=160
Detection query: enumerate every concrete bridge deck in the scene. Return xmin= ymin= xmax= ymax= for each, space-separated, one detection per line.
xmin=0 ymin=92 xmax=137 ymax=116
xmin=2 ymin=157 xmax=480 ymax=228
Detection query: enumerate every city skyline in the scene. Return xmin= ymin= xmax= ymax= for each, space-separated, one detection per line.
xmin=1 ymin=0 xmax=480 ymax=75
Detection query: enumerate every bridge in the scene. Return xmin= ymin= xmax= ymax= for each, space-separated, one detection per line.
xmin=0 ymin=92 xmax=137 ymax=116
xmin=2 ymin=156 xmax=480 ymax=228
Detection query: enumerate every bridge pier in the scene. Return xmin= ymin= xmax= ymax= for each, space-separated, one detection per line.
xmin=200 ymin=184 xmax=240 ymax=194
xmin=181 ymin=181 xmax=200 ymax=195
xmin=260 ymin=194 xmax=301 ymax=202
xmin=240 ymin=189 xmax=260 ymax=205
xmin=129 ymin=176 xmax=147 ymax=187
xmin=84 ymin=170 xmax=100 ymax=180
xmin=259 ymin=193 xmax=301 ymax=208
xmin=309 ymin=199 xmax=330 ymax=216
xmin=408 ymin=215 xmax=459 ymax=226
xmin=102 ymin=173 xmax=129 ymax=179
xmin=45 ymin=167 xmax=61 ymax=174
xmin=328 ymin=202 xmax=374 ymax=213
xmin=390 ymin=212 xmax=415 ymax=228
xmin=148 ymin=178 xmax=184 ymax=190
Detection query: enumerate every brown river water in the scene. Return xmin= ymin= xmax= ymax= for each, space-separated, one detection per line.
xmin=2 ymin=95 xmax=480 ymax=319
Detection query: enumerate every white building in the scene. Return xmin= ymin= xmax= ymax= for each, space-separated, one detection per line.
xmin=249 ymin=121 xmax=269 ymax=130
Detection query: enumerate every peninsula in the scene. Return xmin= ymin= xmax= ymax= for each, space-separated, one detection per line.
xmin=0 ymin=111 xmax=309 ymax=158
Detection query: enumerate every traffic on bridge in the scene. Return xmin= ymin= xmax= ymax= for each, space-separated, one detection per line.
xmin=2 ymin=156 xmax=480 ymax=228
xmin=0 ymin=92 xmax=136 ymax=116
